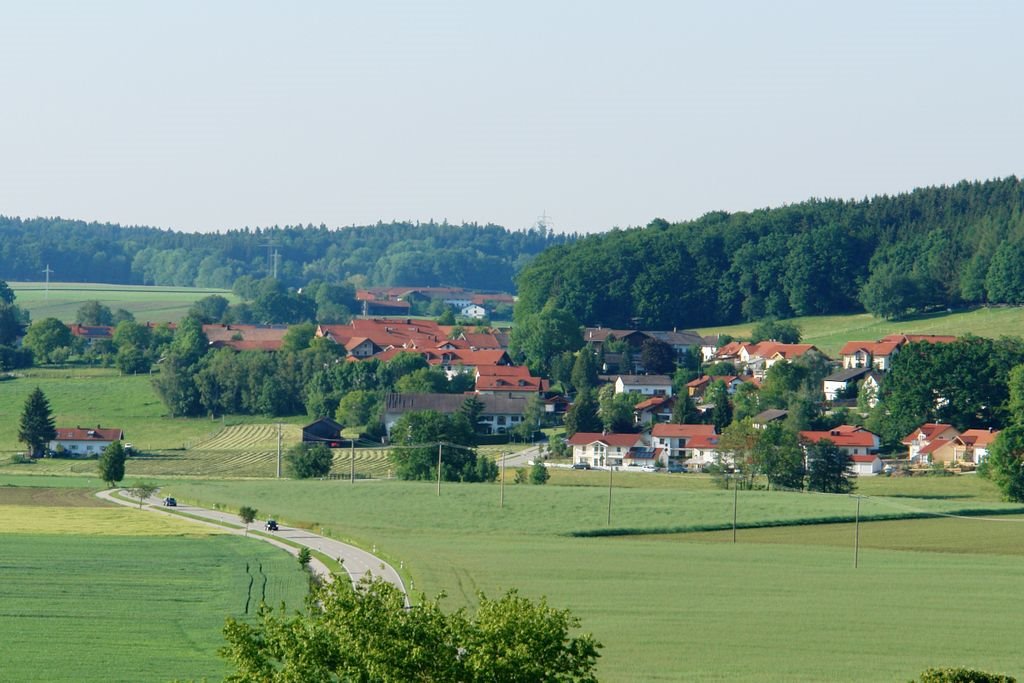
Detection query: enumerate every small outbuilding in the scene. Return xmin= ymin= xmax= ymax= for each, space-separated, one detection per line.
xmin=301 ymin=417 xmax=346 ymax=448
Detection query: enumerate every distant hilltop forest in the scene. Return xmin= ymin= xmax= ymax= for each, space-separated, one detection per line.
xmin=0 ymin=219 xmax=571 ymax=293
xmin=515 ymin=176 xmax=1024 ymax=327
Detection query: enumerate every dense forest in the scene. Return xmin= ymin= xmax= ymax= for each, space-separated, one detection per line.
xmin=515 ymin=177 xmax=1024 ymax=327
xmin=0 ymin=218 xmax=571 ymax=292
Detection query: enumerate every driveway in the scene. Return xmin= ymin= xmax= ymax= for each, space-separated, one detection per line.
xmin=97 ymin=489 xmax=407 ymax=603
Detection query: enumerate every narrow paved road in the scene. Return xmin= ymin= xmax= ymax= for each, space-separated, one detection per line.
xmin=97 ymin=489 xmax=407 ymax=603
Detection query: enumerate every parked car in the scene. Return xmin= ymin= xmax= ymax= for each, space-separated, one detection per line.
xmin=667 ymin=464 xmax=687 ymax=473
xmin=162 ymin=497 xmax=177 ymax=507
xmin=265 ymin=519 xmax=279 ymax=531
xmin=639 ymin=465 xmax=657 ymax=472
xmin=572 ymin=462 xmax=591 ymax=470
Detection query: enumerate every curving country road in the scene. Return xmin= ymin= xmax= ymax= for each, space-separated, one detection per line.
xmin=97 ymin=489 xmax=407 ymax=604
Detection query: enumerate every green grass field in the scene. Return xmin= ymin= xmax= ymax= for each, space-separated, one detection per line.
xmin=9 ymin=281 xmax=236 ymax=323
xmin=153 ymin=476 xmax=1024 ymax=681
xmin=0 ymin=487 xmax=309 ymax=682
xmin=698 ymin=305 xmax=1024 ymax=357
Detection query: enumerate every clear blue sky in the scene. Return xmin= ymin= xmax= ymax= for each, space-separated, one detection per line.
xmin=1 ymin=1 xmax=1020 ymax=234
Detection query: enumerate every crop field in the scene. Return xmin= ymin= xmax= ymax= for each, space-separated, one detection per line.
xmin=698 ymin=305 xmax=1024 ymax=357
xmin=161 ymin=475 xmax=1024 ymax=681
xmin=0 ymin=488 xmax=309 ymax=682
xmin=8 ymin=281 xmax=236 ymax=324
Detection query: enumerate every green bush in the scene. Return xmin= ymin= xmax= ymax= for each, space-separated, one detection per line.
xmin=286 ymin=443 xmax=333 ymax=479
xmin=916 ymin=667 xmax=1016 ymax=683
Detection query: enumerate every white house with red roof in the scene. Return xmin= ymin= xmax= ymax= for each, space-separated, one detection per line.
xmin=49 ymin=426 xmax=124 ymax=457
xmin=901 ymin=423 xmax=959 ymax=463
xmin=799 ymin=425 xmax=880 ymax=457
xmin=650 ymin=423 xmax=720 ymax=467
xmin=568 ymin=432 xmax=648 ymax=469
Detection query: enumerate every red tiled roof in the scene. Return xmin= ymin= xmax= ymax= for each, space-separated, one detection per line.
xmin=53 ymin=427 xmax=124 ymax=442
xmin=839 ymin=340 xmax=901 ymax=356
xmin=956 ymin=429 xmax=999 ymax=448
xmin=918 ymin=439 xmax=953 ymax=455
xmin=651 ymin=424 xmax=717 ymax=438
xmin=851 ymin=455 xmax=879 ymax=463
xmin=901 ymin=423 xmax=957 ymax=445
xmin=799 ymin=426 xmax=878 ymax=448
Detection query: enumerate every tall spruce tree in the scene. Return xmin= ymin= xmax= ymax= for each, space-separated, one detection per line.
xmin=98 ymin=441 xmax=127 ymax=487
xmin=18 ymin=387 xmax=56 ymax=458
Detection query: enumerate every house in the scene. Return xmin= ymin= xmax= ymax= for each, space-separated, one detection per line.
xmin=849 ymin=454 xmax=883 ymax=476
xmin=686 ymin=375 xmax=747 ymax=400
xmin=799 ymin=425 xmax=880 ymax=457
xmin=633 ymin=395 xmax=675 ymax=425
xmin=568 ymin=432 xmax=649 ymax=469
xmin=203 ymin=324 xmax=289 ymax=352
xmin=67 ymin=324 xmax=113 ymax=345
xmin=752 ymin=409 xmax=788 ymax=429
xmin=822 ymin=367 xmax=875 ymax=401
xmin=839 ymin=340 xmax=902 ymax=371
xmin=301 ymin=417 xmax=346 ymax=447
xmin=615 ymin=375 xmax=673 ymax=397
xmin=459 ymin=304 xmax=488 ymax=319
xmin=383 ymin=392 xmax=528 ymax=436
xmin=475 ymin=366 xmax=547 ymax=394
xmin=49 ymin=425 xmax=124 ymax=457
xmin=901 ymin=423 xmax=959 ymax=463
xmin=646 ymin=329 xmax=705 ymax=362
xmin=650 ymin=424 xmax=720 ymax=467
xmin=952 ymin=429 xmax=999 ymax=464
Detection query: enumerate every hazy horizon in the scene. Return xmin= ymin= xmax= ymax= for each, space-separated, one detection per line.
xmin=2 ymin=2 xmax=1021 ymax=235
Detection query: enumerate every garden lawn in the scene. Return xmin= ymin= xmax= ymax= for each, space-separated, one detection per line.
xmin=165 ymin=478 xmax=1024 ymax=681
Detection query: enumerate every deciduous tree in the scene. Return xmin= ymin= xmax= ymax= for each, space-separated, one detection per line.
xmin=98 ymin=441 xmax=127 ymax=487
xmin=805 ymin=439 xmax=853 ymax=493
xmin=285 ymin=443 xmax=334 ymax=479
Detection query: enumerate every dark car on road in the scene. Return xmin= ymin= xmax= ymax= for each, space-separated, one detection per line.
xmin=572 ymin=462 xmax=591 ymax=470
xmin=162 ymin=497 xmax=177 ymax=506
xmin=265 ymin=519 xmax=279 ymax=531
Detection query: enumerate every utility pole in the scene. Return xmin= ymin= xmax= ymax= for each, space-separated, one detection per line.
xmin=259 ymin=240 xmax=277 ymax=278
xmin=276 ymin=423 xmax=282 ymax=478
xmin=350 ymin=439 xmax=355 ymax=483
xmin=42 ymin=265 xmax=53 ymax=299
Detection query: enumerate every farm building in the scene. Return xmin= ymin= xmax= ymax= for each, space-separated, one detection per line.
xmin=302 ymin=417 xmax=346 ymax=447
xmin=49 ymin=426 xmax=124 ymax=457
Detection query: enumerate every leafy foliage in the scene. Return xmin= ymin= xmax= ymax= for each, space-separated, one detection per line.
xmin=285 ymin=443 xmax=334 ymax=479
xmin=388 ymin=410 xmax=495 ymax=482
xmin=220 ymin=576 xmax=601 ymax=683
xmin=98 ymin=441 xmax=127 ymax=487
xmin=805 ymin=439 xmax=854 ymax=493
xmin=515 ymin=178 xmax=1024 ymax=327
xmin=915 ymin=667 xmax=1016 ymax=683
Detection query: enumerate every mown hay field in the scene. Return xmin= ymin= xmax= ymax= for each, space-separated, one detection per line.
xmin=698 ymin=305 xmax=1024 ymax=357
xmin=8 ymin=281 xmax=236 ymax=324
xmin=161 ymin=475 xmax=1024 ymax=681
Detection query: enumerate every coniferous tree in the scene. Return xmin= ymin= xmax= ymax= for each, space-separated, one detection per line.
xmin=18 ymin=387 xmax=56 ymax=458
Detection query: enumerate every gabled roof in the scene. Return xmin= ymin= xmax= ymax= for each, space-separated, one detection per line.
xmin=839 ymin=340 xmax=901 ymax=357
xmin=882 ymin=334 xmax=958 ymax=345
xmin=67 ymin=324 xmax=114 ymax=339
xmin=918 ymin=438 xmax=954 ymax=455
xmin=824 ymin=367 xmax=873 ymax=383
xmin=651 ymin=423 xmax=717 ymax=439
xmin=634 ymin=395 xmax=673 ymax=411
xmin=901 ymin=423 xmax=958 ymax=445
xmin=753 ymin=408 xmax=788 ymax=424
xmin=956 ymin=428 xmax=999 ymax=448
xmin=53 ymin=426 xmax=124 ymax=442
xmin=851 ymin=454 xmax=880 ymax=463
xmin=799 ymin=425 xmax=878 ymax=448
xmin=567 ymin=432 xmax=646 ymax=448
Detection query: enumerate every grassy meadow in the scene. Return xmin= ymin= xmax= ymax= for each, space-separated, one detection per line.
xmin=9 ymin=281 xmax=236 ymax=323
xmin=698 ymin=305 xmax=1024 ymax=357
xmin=152 ymin=475 xmax=1024 ymax=681
xmin=0 ymin=486 xmax=309 ymax=682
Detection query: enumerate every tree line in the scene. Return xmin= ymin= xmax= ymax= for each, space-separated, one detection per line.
xmin=0 ymin=216 xmax=571 ymax=293
xmin=515 ymin=177 xmax=1024 ymax=327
